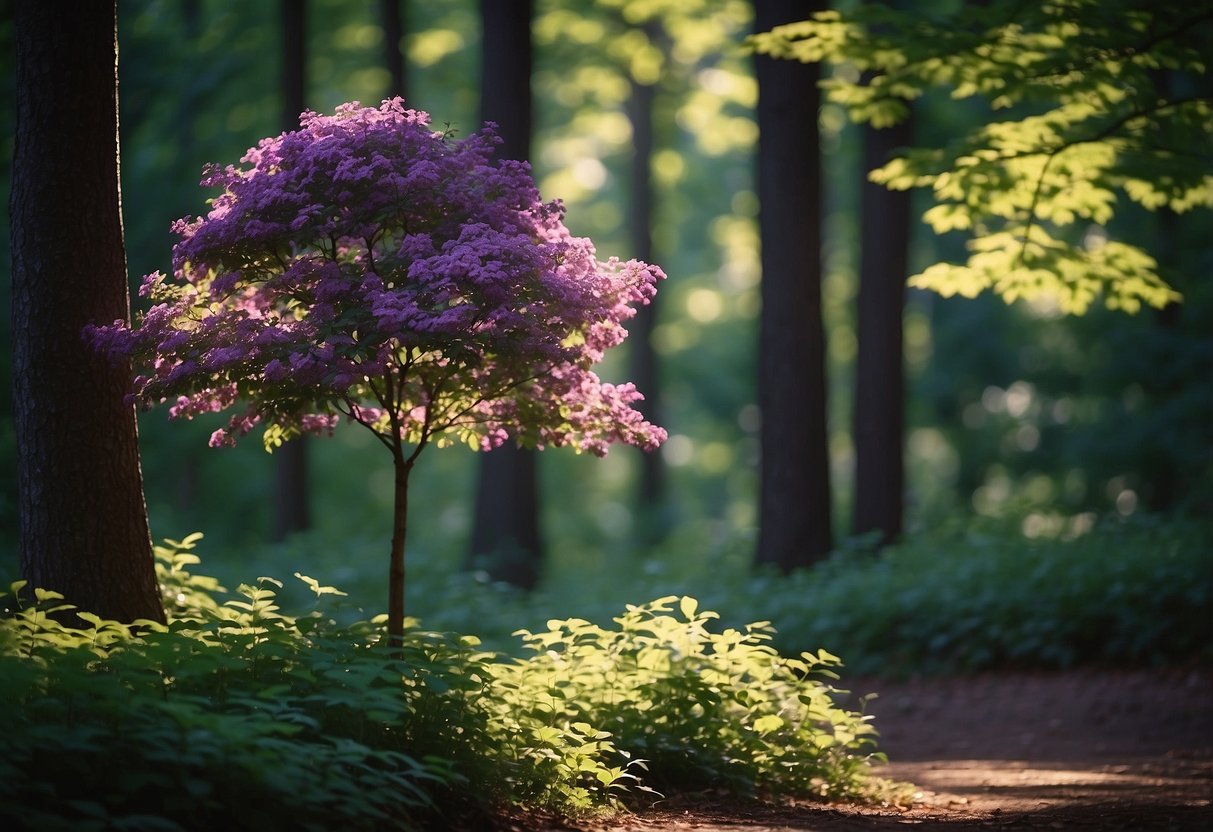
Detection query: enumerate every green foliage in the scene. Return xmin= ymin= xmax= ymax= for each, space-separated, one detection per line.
xmin=751 ymin=0 xmax=1212 ymax=313
xmin=0 ymin=566 xmax=476 ymax=830
xmin=731 ymin=515 xmax=1213 ymax=676
xmin=290 ymin=513 xmax=1208 ymax=680
xmin=912 ymin=265 xmax=1213 ymax=521
xmin=496 ymin=596 xmax=888 ymax=803
xmin=1 ymin=541 xmax=895 ymax=829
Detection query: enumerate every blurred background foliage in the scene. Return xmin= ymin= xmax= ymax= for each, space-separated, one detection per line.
xmin=0 ymin=0 xmax=1209 ymax=654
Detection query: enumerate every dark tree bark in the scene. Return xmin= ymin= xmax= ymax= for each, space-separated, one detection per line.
xmin=467 ymin=0 xmax=544 ymax=589
xmin=852 ymin=115 xmax=914 ymax=545
xmin=380 ymin=0 xmax=407 ymax=99
xmin=273 ymin=0 xmax=312 ymax=541
xmin=626 ymin=28 xmax=667 ymax=541
xmin=10 ymin=0 xmax=165 ymax=623
xmin=476 ymin=0 xmax=530 ymax=162
xmin=753 ymin=0 xmax=832 ymax=572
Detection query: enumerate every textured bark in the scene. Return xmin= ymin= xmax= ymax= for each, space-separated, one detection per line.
xmin=273 ymin=0 xmax=312 ymax=541
xmin=467 ymin=0 xmax=544 ymax=589
xmin=852 ymin=116 xmax=914 ymax=545
xmin=753 ymin=0 xmax=832 ymax=572
xmin=380 ymin=0 xmax=407 ymax=99
xmin=10 ymin=0 xmax=165 ymax=623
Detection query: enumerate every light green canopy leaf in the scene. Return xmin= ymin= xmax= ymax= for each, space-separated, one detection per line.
xmin=750 ymin=0 xmax=1212 ymax=314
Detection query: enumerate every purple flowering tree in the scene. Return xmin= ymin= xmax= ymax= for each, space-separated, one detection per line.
xmin=90 ymin=99 xmax=666 ymax=641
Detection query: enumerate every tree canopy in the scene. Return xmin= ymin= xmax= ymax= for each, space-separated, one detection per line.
xmin=751 ymin=0 xmax=1213 ymax=314
xmin=90 ymin=100 xmax=665 ymax=459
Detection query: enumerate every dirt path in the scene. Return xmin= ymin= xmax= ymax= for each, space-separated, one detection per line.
xmin=549 ymin=668 xmax=1213 ymax=831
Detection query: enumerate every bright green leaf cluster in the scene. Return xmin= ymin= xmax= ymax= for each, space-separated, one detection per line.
xmin=497 ymin=595 xmax=895 ymax=802
xmin=750 ymin=0 xmax=1212 ymax=314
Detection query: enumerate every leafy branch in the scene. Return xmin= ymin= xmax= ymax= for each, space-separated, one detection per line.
xmin=751 ymin=0 xmax=1212 ymax=313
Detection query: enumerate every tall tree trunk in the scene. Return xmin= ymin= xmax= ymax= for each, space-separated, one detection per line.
xmin=380 ymin=0 xmax=407 ymax=99
xmin=626 ymin=38 xmax=667 ymax=541
xmin=10 ymin=0 xmax=165 ymax=623
xmin=467 ymin=0 xmax=544 ymax=589
xmin=753 ymin=0 xmax=832 ymax=573
xmin=273 ymin=0 xmax=311 ymax=541
xmin=852 ymin=115 xmax=914 ymax=545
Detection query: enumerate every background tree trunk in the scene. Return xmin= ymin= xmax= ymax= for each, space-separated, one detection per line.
xmin=467 ymin=0 xmax=544 ymax=589
xmin=626 ymin=32 xmax=668 ymax=542
xmin=380 ymin=0 xmax=407 ymax=99
xmin=272 ymin=0 xmax=312 ymax=541
xmin=852 ymin=115 xmax=913 ymax=545
xmin=753 ymin=0 xmax=832 ymax=573
xmin=10 ymin=0 xmax=165 ymax=623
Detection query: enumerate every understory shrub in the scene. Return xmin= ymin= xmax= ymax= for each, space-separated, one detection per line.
xmin=1 ymin=536 xmax=894 ymax=831
xmin=495 ymin=596 xmax=882 ymax=804
xmin=185 ymin=513 xmax=1210 ymax=677
xmin=364 ymin=513 xmax=1210 ymax=677
xmin=750 ymin=514 xmax=1213 ymax=675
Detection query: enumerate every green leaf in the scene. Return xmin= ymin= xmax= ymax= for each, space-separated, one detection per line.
xmin=77 ymin=611 xmax=104 ymax=628
xmin=753 ymin=714 xmax=785 ymax=735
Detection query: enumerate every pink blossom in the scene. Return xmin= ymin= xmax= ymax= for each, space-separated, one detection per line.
xmin=87 ymin=98 xmax=665 ymax=458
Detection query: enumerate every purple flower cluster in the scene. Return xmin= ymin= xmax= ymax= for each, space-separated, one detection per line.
xmin=90 ymin=99 xmax=666 ymax=456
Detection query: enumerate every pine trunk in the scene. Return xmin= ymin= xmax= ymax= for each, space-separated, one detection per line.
xmin=753 ymin=0 xmax=833 ymax=572
xmin=380 ymin=0 xmax=407 ymax=98
xmin=852 ymin=116 xmax=914 ymax=545
xmin=272 ymin=0 xmax=312 ymax=541
xmin=10 ymin=0 xmax=165 ymax=623
xmin=627 ymin=63 xmax=667 ymax=540
xmin=468 ymin=0 xmax=544 ymax=589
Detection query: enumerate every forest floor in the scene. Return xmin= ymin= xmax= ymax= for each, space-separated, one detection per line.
xmin=514 ymin=667 xmax=1213 ymax=831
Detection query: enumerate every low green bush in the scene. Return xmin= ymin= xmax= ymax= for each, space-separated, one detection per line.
xmin=211 ymin=513 xmax=1211 ymax=678
xmin=748 ymin=514 xmax=1213 ymax=675
xmin=495 ymin=597 xmax=881 ymax=804
xmin=1 ymin=537 xmax=894 ymax=830
xmin=393 ymin=513 xmax=1212 ymax=677
xmin=1 ymin=545 xmax=482 ymax=830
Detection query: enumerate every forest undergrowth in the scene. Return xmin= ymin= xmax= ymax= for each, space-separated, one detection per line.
xmin=2 ymin=513 xmax=1207 ymax=830
xmin=0 ymin=537 xmax=907 ymax=831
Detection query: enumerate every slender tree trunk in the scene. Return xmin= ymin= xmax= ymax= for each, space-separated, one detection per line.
xmin=753 ymin=0 xmax=832 ymax=573
xmin=381 ymin=0 xmax=407 ymax=99
xmin=10 ymin=0 xmax=165 ymax=623
xmin=627 ymin=48 xmax=667 ymax=540
xmin=281 ymin=0 xmax=306 ymax=123
xmin=852 ymin=115 xmax=914 ymax=544
xmin=1142 ymin=67 xmax=1184 ymax=512
xmin=468 ymin=0 xmax=544 ymax=589
xmin=273 ymin=0 xmax=311 ymax=541
xmin=387 ymin=451 xmax=411 ymax=643
xmin=476 ymin=0 xmax=530 ymax=193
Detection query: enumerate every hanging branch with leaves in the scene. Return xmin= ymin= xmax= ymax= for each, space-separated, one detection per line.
xmin=751 ymin=0 xmax=1213 ymax=313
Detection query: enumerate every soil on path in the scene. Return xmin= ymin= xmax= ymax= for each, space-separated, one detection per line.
xmin=533 ymin=667 xmax=1213 ymax=831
